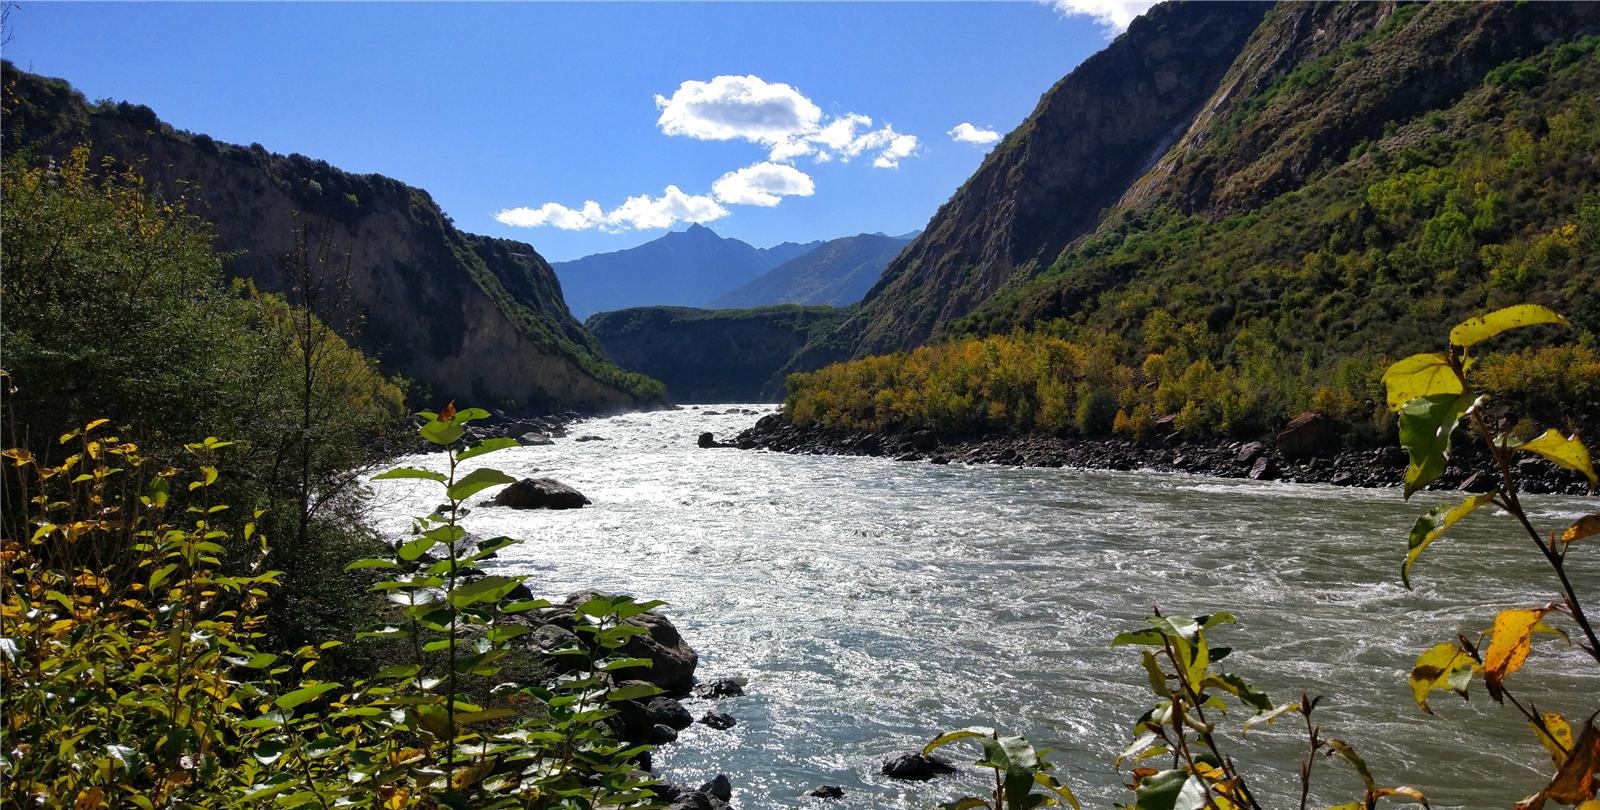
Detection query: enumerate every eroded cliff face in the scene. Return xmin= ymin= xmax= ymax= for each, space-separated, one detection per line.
xmin=1120 ymin=1 xmax=1600 ymax=214
xmin=821 ymin=1 xmax=1272 ymax=360
xmin=585 ymin=307 xmax=841 ymax=403
xmin=2 ymin=64 xmax=663 ymax=413
xmin=789 ymin=0 xmax=1600 ymax=375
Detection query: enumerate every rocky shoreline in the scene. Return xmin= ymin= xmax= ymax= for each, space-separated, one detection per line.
xmin=732 ymin=414 xmax=1595 ymax=497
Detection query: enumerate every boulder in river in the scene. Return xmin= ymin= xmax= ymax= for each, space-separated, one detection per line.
xmin=651 ymin=724 xmax=679 ymax=744
xmin=518 ymin=431 xmax=555 ymax=446
xmin=693 ymin=678 xmax=745 ymax=699
xmin=807 ymin=785 xmax=845 ymax=799
xmin=494 ymin=478 xmax=590 ymax=509
xmin=700 ymin=710 xmax=737 ymax=730
xmin=574 ymin=435 xmax=607 ymax=442
xmin=561 ymin=592 xmax=698 ymax=691
xmin=648 ymin=697 xmax=694 ymax=730
xmin=880 ymin=752 xmax=956 ymax=781
xmin=699 ymin=774 xmax=733 ymax=803
xmin=1248 ymin=456 xmax=1280 ymax=481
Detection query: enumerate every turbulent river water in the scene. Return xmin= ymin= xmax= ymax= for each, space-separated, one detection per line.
xmin=368 ymin=406 xmax=1599 ymax=809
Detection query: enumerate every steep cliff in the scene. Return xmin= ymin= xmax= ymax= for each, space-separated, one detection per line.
xmin=791 ymin=1 xmax=1600 ymax=374
xmin=585 ymin=306 xmax=843 ymax=403
xmin=1 ymin=63 xmax=664 ymax=413
xmin=707 ymin=232 xmax=914 ymax=309
xmin=790 ymin=1 xmax=1272 ymax=366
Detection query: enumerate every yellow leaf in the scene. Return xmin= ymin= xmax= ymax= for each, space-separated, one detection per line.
xmin=1403 ymin=493 xmax=1495 ymax=588
xmin=1532 ymin=712 xmax=1575 ymax=769
xmin=1408 ymin=643 xmax=1475 ymax=713
xmin=1450 ymin=304 xmax=1568 ymax=348
xmin=1483 ymin=607 xmax=1553 ymax=701
xmin=1382 ymin=353 xmax=1462 ymax=412
xmin=1559 ymin=514 xmax=1600 ymax=545
xmin=74 ymin=787 xmax=106 ymax=810
xmin=1519 ymin=717 xmax=1600 ymax=809
xmin=1372 ymin=786 xmax=1430 ymax=807
xmin=1517 ymin=430 xmax=1597 ymax=487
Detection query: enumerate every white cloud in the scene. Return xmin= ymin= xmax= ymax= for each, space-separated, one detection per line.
xmin=494 ymin=201 xmax=605 ymax=231
xmin=711 ymin=162 xmax=816 ymax=207
xmin=948 ymin=122 xmax=1002 ymax=146
xmin=1044 ymin=0 xmax=1159 ymax=35
xmin=655 ymin=75 xmax=921 ymax=168
xmin=655 ymin=75 xmax=822 ymax=146
xmin=495 ymin=185 xmax=727 ymax=232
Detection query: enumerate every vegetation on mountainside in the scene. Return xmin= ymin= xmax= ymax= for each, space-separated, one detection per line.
xmin=588 ymin=305 xmax=845 ymax=402
xmin=1 ymin=411 xmax=663 ymax=808
xmin=1 ymin=146 xmax=407 ymax=652
xmin=787 ymin=38 xmax=1600 ymax=443
xmin=2 ymin=62 xmax=665 ymax=410
xmin=926 ymin=306 xmax=1600 ymax=810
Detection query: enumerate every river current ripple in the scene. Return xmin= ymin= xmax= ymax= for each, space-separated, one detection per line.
xmin=367 ymin=406 xmax=1598 ymax=809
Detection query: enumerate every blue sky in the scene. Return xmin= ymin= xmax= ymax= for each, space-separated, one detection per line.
xmin=3 ymin=2 xmax=1149 ymax=261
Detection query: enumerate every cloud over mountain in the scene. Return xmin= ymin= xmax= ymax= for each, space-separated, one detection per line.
xmin=948 ymin=122 xmax=1001 ymax=146
xmin=497 ymin=73 xmax=918 ymax=231
xmin=1044 ymin=0 xmax=1159 ymax=35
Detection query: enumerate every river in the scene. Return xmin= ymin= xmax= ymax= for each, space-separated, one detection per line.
xmin=367 ymin=406 xmax=1599 ymax=809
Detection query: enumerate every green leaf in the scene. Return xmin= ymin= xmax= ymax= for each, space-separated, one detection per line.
xmin=446 ymin=467 xmax=517 ymax=502
xmin=274 ymin=682 xmax=340 ymax=711
xmin=397 ymin=534 xmax=436 ymax=562
xmin=940 ymin=799 xmax=990 ymax=810
xmin=420 ymin=419 xmax=465 ymax=446
xmin=373 ymin=466 xmax=447 ymax=483
xmin=1241 ymin=702 xmax=1303 ymax=732
xmin=1034 ymin=772 xmax=1081 ymax=810
xmin=1515 ymin=429 xmax=1596 ymax=487
xmin=1382 ymin=353 xmax=1462 ymax=412
xmin=345 ymin=558 xmax=399 ymax=571
xmin=1325 ymin=739 xmax=1376 ymax=792
xmin=1397 ymin=393 xmax=1478 ymax=498
xmin=1112 ymin=629 xmax=1164 ymax=647
xmin=1133 ymin=768 xmax=1208 ymax=810
xmin=1408 ymin=643 xmax=1475 ymax=714
xmin=448 ymin=575 xmax=523 ymax=608
xmin=1203 ymin=673 xmax=1271 ymax=712
xmin=607 ymin=683 xmax=665 ymax=702
xmin=924 ymin=726 xmax=995 ymax=757
xmin=457 ymin=437 xmax=518 ymax=461
xmin=1403 ymin=492 xmax=1495 ymax=588
xmin=1449 ymin=304 xmax=1567 ymax=348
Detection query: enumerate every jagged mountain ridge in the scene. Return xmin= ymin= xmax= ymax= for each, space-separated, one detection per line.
xmin=707 ymin=231 xmax=915 ymax=309
xmin=1 ymin=62 xmax=664 ymax=412
xmin=552 ymin=225 xmax=822 ymax=319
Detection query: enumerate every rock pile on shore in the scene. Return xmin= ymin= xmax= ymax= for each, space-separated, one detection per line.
xmin=733 ymin=414 xmax=1593 ymax=496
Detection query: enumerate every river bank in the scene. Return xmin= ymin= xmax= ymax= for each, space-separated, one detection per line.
xmin=731 ymin=414 xmax=1595 ymax=496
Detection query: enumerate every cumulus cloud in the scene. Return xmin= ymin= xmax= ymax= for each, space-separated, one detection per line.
xmin=655 ymin=75 xmax=920 ymax=168
xmin=948 ymin=122 xmax=1002 ymax=146
xmin=1044 ymin=0 xmax=1159 ymax=35
xmin=494 ymin=185 xmax=728 ymax=232
xmin=496 ymin=75 xmax=918 ymax=232
xmin=711 ymin=162 xmax=816 ymax=207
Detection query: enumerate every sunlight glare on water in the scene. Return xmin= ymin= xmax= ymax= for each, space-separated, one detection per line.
xmin=367 ymin=406 xmax=1599 ymax=809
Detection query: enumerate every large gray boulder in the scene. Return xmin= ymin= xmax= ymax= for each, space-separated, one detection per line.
xmin=494 ymin=477 xmax=590 ymax=509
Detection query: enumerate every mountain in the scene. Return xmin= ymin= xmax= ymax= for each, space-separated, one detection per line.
xmin=585 ymin=306 xmax=842 ymax=403
xmin=1 ymin=62 xmax=664 ymax=413
xmin=707 ymin=232 xmax=915 ymax=309
xmin=773 ymin=1 xmax=1600 ymax=442
xmin=789 ymin=0 xmax=1600 ymax=372
xmin=552 ymin=226 xmax=823 ymax=319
